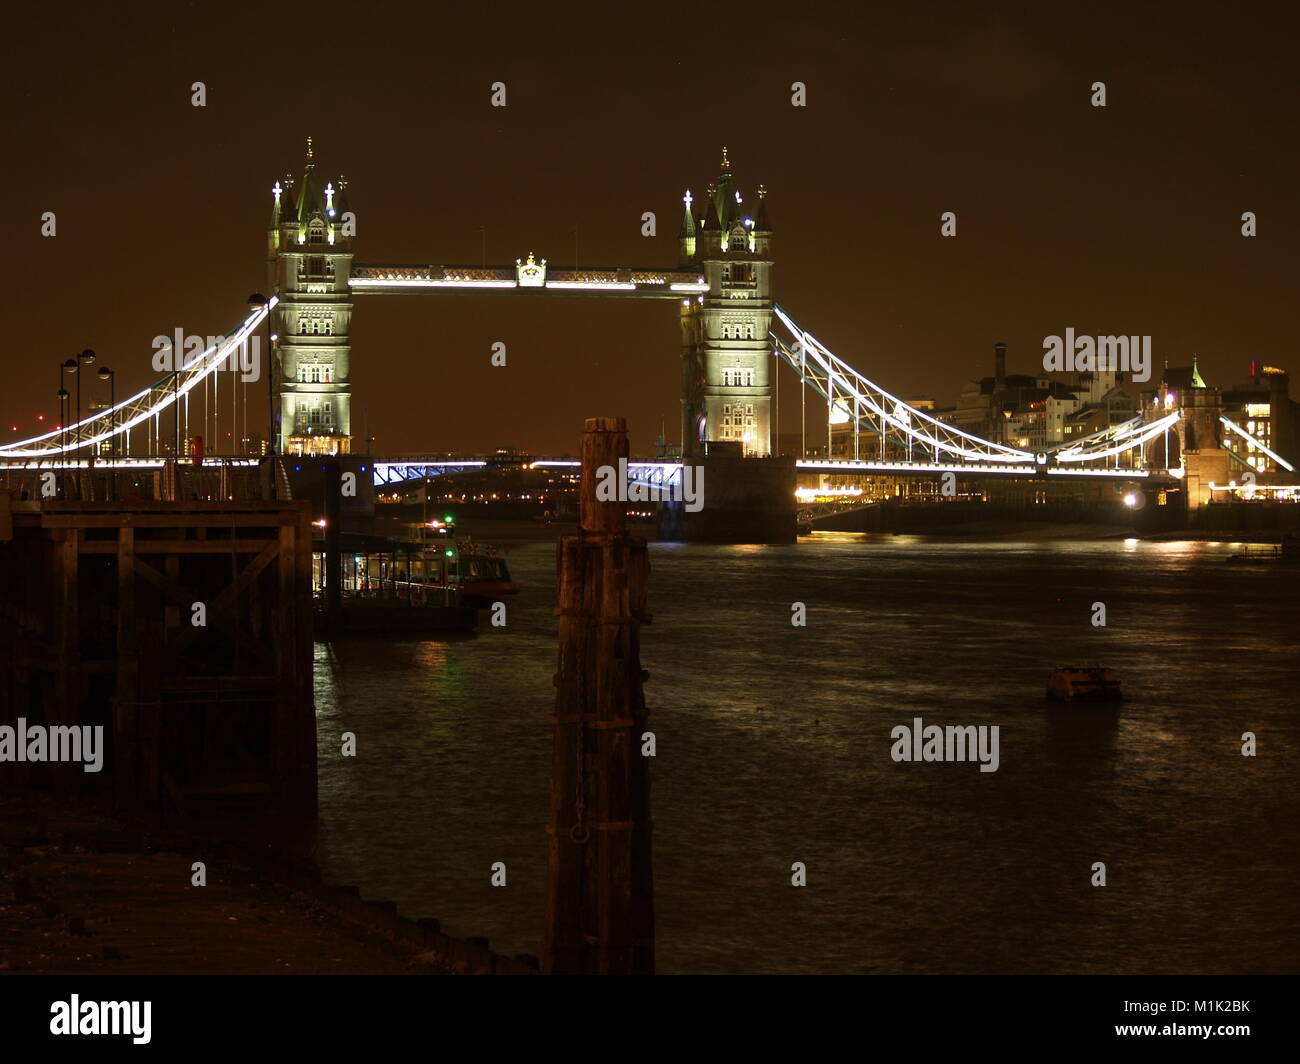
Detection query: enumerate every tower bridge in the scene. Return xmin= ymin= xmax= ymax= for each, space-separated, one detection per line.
xmin=266 ymin=143 xmax=773 ymax=459
xmin=2 ymin=143 xmax=1289 ymax=529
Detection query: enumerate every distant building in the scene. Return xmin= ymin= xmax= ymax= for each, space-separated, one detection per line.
xmin=1143 ymin=358 xmax=1298 ymax=480
xmin=951 ymin=342 xmax=1137 ymax=452
xmin=1221 ymin=364 xmax=1296 ymax=476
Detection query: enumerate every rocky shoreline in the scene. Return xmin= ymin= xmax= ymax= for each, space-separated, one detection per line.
xmin=0 ymin=793 xmax=536 ymax=976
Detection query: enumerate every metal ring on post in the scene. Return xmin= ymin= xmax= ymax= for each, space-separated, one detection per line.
xmin=569 ymin=823 xmax=591 ymax=845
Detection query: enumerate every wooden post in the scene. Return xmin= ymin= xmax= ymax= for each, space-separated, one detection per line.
xmin=545 ymin=417 xmax=654 ymax=974
xmin=114 ymin=527 xmax=138 ymax=808
xmin=53 ymin=527 xmax=80 ymax=795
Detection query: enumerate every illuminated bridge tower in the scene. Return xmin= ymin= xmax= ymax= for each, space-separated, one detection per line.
xmin=267 ymin=139 xmax=354 ymax=455
xmin=679 ymin=148 xmax=774 ymax=457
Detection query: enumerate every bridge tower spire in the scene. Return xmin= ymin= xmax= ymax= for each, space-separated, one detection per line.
xmin=268 ymin=142 xmax=354 ymax=455
xmin=678 ymin=149 xmax=774 ymax=457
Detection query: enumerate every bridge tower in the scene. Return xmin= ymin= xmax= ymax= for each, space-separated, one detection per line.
xmin=679 ymin=148 xmax=774 ymax=457
xmin=267 ymin=139 xmax=354 ymax=455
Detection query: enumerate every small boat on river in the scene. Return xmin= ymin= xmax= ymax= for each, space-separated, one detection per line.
xmin=1047 ymin=667 xmax=1122 ymax=701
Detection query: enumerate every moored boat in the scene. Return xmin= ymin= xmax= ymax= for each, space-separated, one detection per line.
xmin=451 ymin=544 xmax=519 ymax=608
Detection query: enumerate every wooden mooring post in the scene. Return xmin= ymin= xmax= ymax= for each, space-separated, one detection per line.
xmin=544 ymin=418 xmax=654 ymax=974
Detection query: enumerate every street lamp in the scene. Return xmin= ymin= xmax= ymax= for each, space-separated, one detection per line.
xmin=247 ymin=293 xmax=272 ymax=457
xmin=98 ymin=365 xmax=116 ymax=496
xmin=78 ymin=349 xmax=95 ymax=456
xmin=96 ymin=366 xmax=115 ymax=444
xmin=61 ymin=358 xmax=77 ymax=463
xmin=56 ymin=386 xmax=70 ymax=483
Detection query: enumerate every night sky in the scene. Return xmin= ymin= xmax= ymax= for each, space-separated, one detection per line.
xmin=6 ymin=2 xmax=1297 ymax=455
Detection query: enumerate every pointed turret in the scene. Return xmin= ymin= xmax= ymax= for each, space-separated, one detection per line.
xmin=701 ymin=188 xmax=721 ymax=231
xmin=269 ymin=179 xmax=287 ymax=229
xmin=753 ymin=183 xmax=771 ymax=232
xmin=267 ymin=178 xmax=289 ymax=293
xmin=294 ymin=136 xmax=328 ymax=230
xmin=678 ymin=189 xmax=697 ymax=263
xmin=679 ymin=190 xmax=697 ymax=239
xmin=334 ymin=175 xmax=351 ymax=221
xmin=296 ymin=165 xmax=320 ymax=224
xmin=1191 ymin=354 xmax=1207 ymax=389
xmin=713 ymin=146 xmax=734 ymax=229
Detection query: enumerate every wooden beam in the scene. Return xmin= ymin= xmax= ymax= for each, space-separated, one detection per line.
xmin=79 ymin=539 xmax=278 ymax=554
xmin=114 ymin=527 xmax=138 ymax=808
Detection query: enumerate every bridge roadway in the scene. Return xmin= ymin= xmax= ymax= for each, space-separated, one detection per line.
xmin=367 ymin=454 xmax=1169 ymax=487
xmin=0 ymin=452 xmax=1171 ymax=487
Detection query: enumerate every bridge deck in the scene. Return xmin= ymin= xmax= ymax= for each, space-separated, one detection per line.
xmin=349 ymin=263 xmax=706 ymax=299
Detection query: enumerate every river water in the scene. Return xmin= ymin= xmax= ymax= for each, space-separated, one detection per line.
xmin=311 ymin=532 xmax=1300 ymax=974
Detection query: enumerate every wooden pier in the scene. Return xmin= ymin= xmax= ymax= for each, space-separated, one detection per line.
xmin=0 ymin=490 xmax=317 ymax=822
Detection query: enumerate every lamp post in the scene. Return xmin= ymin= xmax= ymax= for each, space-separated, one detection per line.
xmin=173 ymin=347 xmax=180 ymax=459
xmin=98 ymin=366 xmax=115 ymax=496
xmin=247 ymin=293 xmax=272 ymax=457
xmin=61 ymin=358 xmax=77 ymax=465
xmin=78 ymin=349 xmax=95 ymax=459
xmin=97 ymin=366 xmax=115 ymax=450
xmin=56 ymin=387 xmax=70 ymax=488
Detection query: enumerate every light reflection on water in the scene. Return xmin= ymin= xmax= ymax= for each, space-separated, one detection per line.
xmin=313 ymin=534 xmax=1300 ymax=974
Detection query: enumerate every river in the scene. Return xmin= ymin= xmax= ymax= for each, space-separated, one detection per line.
xmin=312 ymin=531 xmax=1300 ymax=974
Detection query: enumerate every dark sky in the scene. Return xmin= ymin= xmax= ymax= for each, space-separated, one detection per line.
xmin=5 ymin=1 xmax=1297 ymax=456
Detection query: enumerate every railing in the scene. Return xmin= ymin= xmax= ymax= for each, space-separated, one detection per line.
xmin=319 ymin=580 xmax=459 ymax=608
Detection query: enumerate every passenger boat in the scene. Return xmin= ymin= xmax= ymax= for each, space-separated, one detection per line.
xmin=449 ymin=542 xmax=519 ymax=608
xmin=357 ymin=541 xmax=518 ymax=610
xmin=1046 ymin=667 xmax=1122 ymax=701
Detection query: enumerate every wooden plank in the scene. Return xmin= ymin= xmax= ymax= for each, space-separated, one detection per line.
xmin=115 ymin=527 xmax=138 ymax=808
xmin=41 ymin=512 xmax=301 ymax=530
xmin=165 ymin=540 xmax=282 ymax=663
xmin=160 ymin=675 xmax=280 ymax=693
xmin=79 ymin=539 xmax=278 ymax=554
xmin=164 ymin=554 xmax=180 ymax=631
xmin=52 ymin=528 xmax=81 ymax=796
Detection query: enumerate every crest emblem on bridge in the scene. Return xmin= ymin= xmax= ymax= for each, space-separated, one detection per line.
xmin=516 ymin=252 xmax=547 ymax=287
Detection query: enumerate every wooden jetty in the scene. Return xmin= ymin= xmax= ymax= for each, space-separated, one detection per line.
xmin=0 ymin=488 xmax=317 ymax=822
